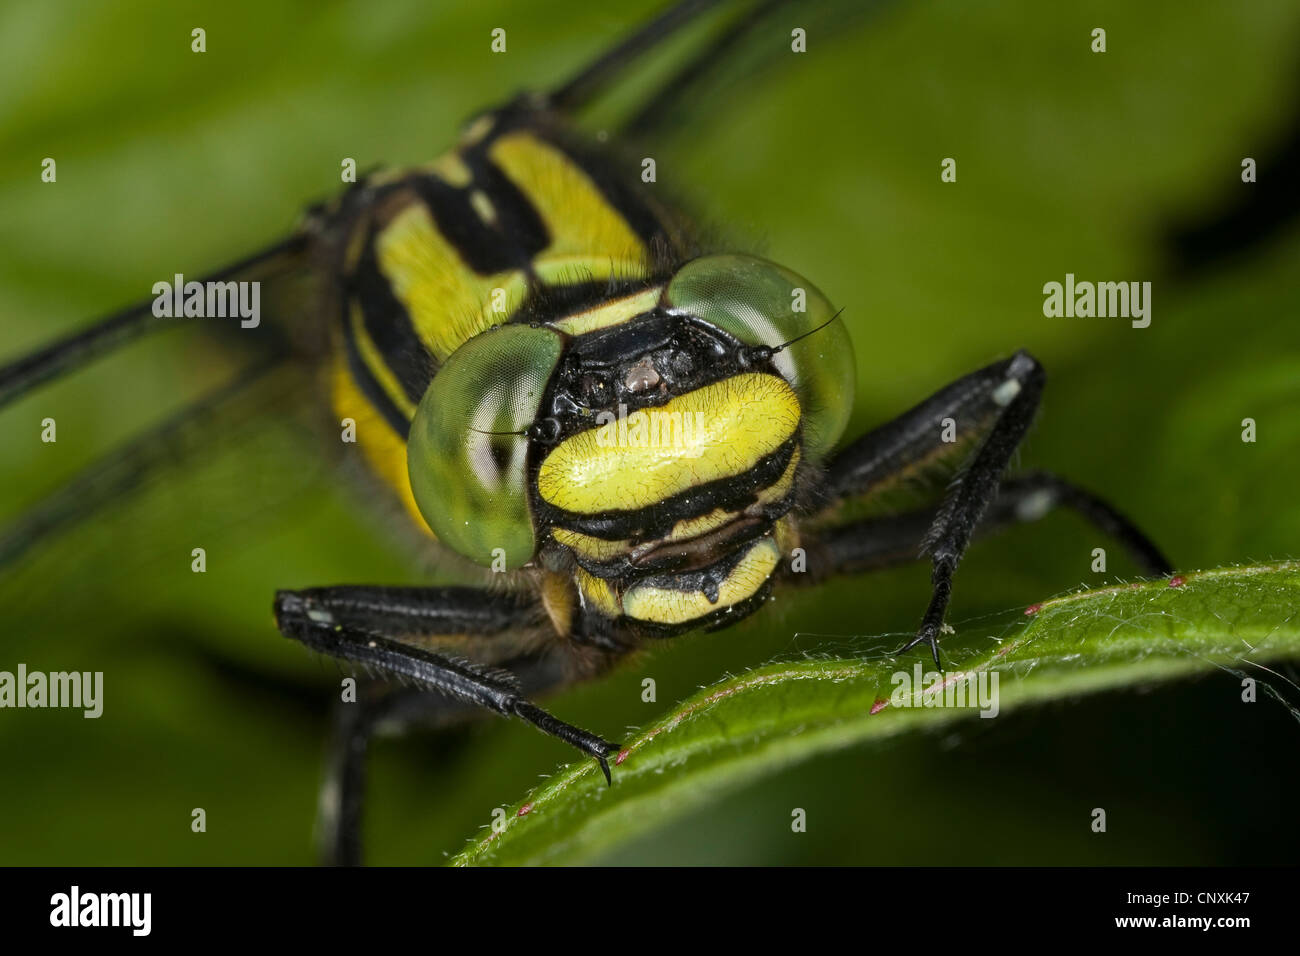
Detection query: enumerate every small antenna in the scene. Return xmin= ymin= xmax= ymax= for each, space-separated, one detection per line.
xmin=469 ymin=417 xmax=561 ymax=443
xmin=772 ymin=308 xmax=845 ymax=355
xmin=739 ymin=308 xmax=845 ymax=367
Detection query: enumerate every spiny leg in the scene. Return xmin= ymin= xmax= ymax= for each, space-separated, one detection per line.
xmin=318 ymin=684 xmax=463 ymax=867
xmin=990 ymin=471 xmax=1172 ymax=576
xmin=320 ymin=682 xmax=380 ymax=867
xmin=799 ymin=470 xmax=1172 ymax=582
xmin=321 ymin=650 xmax=589 ymax=867
xmin=901 ymin=353 xmax=1042 ymax=664
xmin=274 ymin=587 xmax=621 ymax=864
xmin=821 ymin=350 xmax=1056 ymax=665
xmin=295 ymin=625 xmax=617 ymax=771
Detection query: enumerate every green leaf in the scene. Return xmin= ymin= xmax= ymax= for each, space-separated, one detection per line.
xmin=452 ymin=562 xmax=1300 ymax=866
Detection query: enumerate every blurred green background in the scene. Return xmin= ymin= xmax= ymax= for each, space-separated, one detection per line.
xmin=1 ymin=0 xmax=1298 ymax=865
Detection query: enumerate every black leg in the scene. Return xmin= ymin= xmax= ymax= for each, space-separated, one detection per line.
xmin=820 ymin=351 xmax=1048 ymax=664
xmin=274 ymin=587 xmax=622 ymax=864
xmin=296 ymin=623 xmax=615 ymax=770
xmin=902 ymin=352 xmax=1042 ymax=664
xmin=319 ymin=683 xmax=379 ymax=868
xmin=796 ymin=508 xmax=936 ymax=580
xmin=815 ymin=350 xmax=1172 ymax=664
xmin=318 ymin=684 xmax=461 ymax=867
xmin=275 ymin=589 xmax=616 ymax=768
xmin=798 ymin=470 xmax=1172 ymax=582
xmin=276 ymin=584 xmax=537 ymax=637
xmin=319 ymin=647 xmax=601 ymax=867
xmin=984 ymin=471 xmax=1172 ymax=576
xmin=820 ymin=352 xmax=1035 ymax=505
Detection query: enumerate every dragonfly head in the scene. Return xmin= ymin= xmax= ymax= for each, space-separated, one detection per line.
xmin=407 ymin=254 xmax=855 ymax=630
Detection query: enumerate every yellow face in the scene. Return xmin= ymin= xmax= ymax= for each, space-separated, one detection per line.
xmin=538 ymin=365 xmax=804 ymax=631
xmin=536 ymin=372 xmax=801 ymax=515
xmin=407 ymin=254 xmax=855 ymax=633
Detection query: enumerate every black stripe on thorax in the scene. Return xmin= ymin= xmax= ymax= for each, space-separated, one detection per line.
xmin=536 ymin=130 xmax=672 ymax=251
xmin=347 ymin=231 xmax=436 ymax=406
xmin=482 ymin=107 xmax=678 ymax=252
xmin=339 ymin=298 xmax=412 ymax=439
xmin=508 ymin=277 xmax=666 ymax=326
xmin=409 ymin=159 xmax=549 ymax=276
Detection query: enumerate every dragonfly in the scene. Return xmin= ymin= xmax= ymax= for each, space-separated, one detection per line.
xmin=0 ymin=0 xmax=1172 ymax=865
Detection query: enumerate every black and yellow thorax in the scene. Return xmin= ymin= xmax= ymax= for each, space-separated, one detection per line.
xmin=321 ymin=105 xmax=854 ymax=639
xmin=326 ymin=106 xmax=687 ymax=530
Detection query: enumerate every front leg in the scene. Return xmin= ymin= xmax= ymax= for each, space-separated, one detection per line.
xmin=273 ymin=585 xmax=621 ymax=864
xmin=797 ymin=471 xmax=1172 ymax=583
xmin=274 ymin=586 xmax=620 ymax=773
xmin=820 ymin=350 xmax=1065 ymax=665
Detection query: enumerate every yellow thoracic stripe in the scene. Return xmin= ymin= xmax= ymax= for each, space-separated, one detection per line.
xmin=537 ymin=373 xmax=801 ymax=515
xmin=349 ymin=303 xmax=417 ymax=420
xmin=622 ymin=536 xmax=780 ymax=625
xmin=372 ymin=132 xmax=655 ymax=363
xmin=328 ymin=347 xmax=431 ymax=537
xmin=551 ymin=286 xmax=662 ymax=336
xmin=489 ymin=132 xmax=646 ymax=270
xmin=375 ymin=204 xmax=529 ymax=361
xmin=427 ymin=151 xmax=473 ymax=188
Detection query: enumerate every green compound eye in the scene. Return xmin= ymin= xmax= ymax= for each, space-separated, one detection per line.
xmin=665 ymin=254 xmax=856 ymax=462
xmin=407 ymin=323 xmax=563 ymax=568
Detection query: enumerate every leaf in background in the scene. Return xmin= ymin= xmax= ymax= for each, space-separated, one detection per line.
xmin=453 ymin=562 xmax=1300 ymax=866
